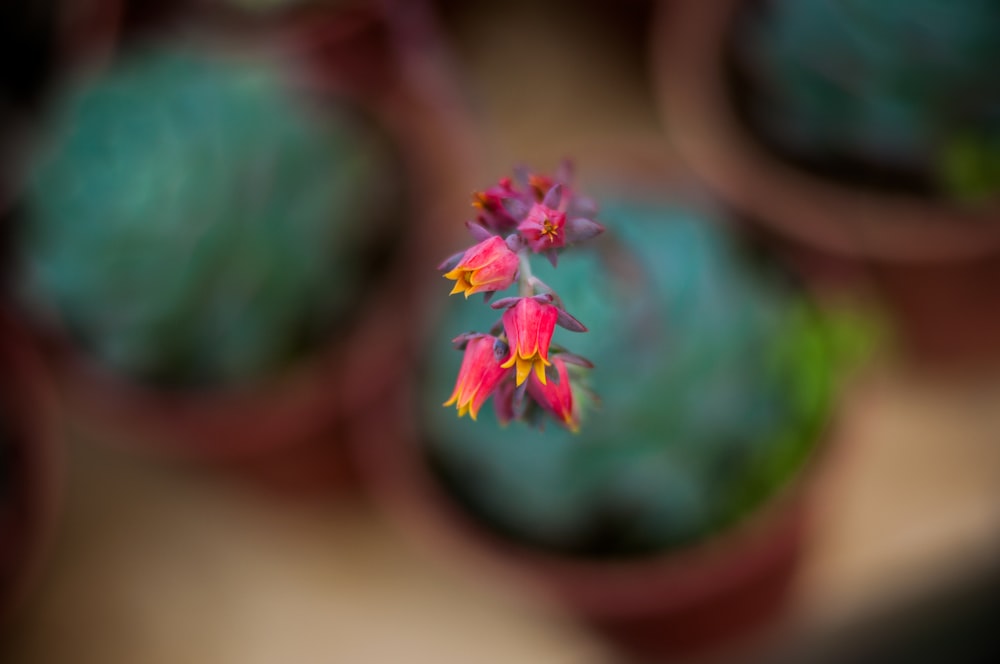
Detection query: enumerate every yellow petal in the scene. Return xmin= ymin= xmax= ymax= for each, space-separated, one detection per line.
xmin=534 ymin=359 xmax=547 ymax=385
xmin=444 ymin=269 xmax=475 ymax=297
xmin=466 ymin=387 xmax=481 ymax=420
xmin=514 ymin=356 xmax=532 ymax=386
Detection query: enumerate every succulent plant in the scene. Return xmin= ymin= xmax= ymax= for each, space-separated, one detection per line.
xmin=21 ymin=46 xmax=404 ymax=387
xmin=732 ymin=0 xmax=1000 ymax=197
xmin=422 ymin=195 xmax=866 ymax=557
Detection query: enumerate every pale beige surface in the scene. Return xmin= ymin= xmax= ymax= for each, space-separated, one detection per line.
xmin=3 ymin=437 xmax=615 ymax=664
xmin=793 ymin=366 xmax=1000 ymax=627
xmin=4 ymin=2 xmax=1000 ymax=663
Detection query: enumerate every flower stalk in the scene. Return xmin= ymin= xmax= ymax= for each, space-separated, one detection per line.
xmin=439 ymin=161 xmax=605 ymax=432
xmin=517 ymin=250 xmax=534 ymax=298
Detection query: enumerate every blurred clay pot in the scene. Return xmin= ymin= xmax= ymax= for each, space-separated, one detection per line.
xmin=0 ymin=308 xmax=60 ymax=621
xmin=19 ymin=1 xmax=475 ymax=494
xmin=350 ymin=385 xmax=834 ymax=660
xmin=349 ymin=150 xmax=845 ymax=659
xmin=654 ymin=0 xmax=1000 ymax=366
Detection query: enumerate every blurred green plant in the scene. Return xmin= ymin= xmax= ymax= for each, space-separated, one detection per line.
xmin=939 ymin=134 xmax=1000 ymax=203
xmin=22 ymin=47 xmax=403 ymax=387
xmin=423 ymin=197 xmax=872 ymax=557
xmin=734 ymin=0 xmax=1000 ymax=198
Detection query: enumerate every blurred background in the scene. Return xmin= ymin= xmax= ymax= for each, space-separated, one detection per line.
xmin=2 ymin=0 xmax=1000 ymax=662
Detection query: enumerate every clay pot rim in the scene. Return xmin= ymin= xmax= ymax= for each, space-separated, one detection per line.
xmin=31 ymin=253 xmax=416 ymax=462
xmin=653 ymin=0 xmax=1000 ymax=265
xmin=0 ymin=308 xmax=61 ymax=621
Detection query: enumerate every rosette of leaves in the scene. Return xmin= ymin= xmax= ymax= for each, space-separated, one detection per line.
xmin=21 ymin=47 xmax=404 ymax=387
xmin=423 ymin=197 xmax=869 ymax=557
xmin=731 ymin=0 xmax=1000 ymax=199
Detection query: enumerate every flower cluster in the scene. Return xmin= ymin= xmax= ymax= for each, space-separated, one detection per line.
xmin=440 ymin=162 xmax=604 ymax=432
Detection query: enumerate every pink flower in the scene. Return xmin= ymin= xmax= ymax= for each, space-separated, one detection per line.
xmin=518 ymin=202 xmax=567 ymax=252
xmin=442 ymin=236 xmax=519 ymax=298
xmin=528 ymin=356 xmax=579 ymax=432
xmin=500 ymin=297 xmax=558 ymax=386
xmin=443 ymin=335 xmax=510 ymax=420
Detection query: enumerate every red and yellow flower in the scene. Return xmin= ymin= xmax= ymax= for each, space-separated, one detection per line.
xmin=527 ymin=356 xmax=579 ymax=433
xmin=500 ymin=297 xmax=558 ymax=386
xmin=442 ymin=236 xmax=519 ymax=298
xmin=443 ymin=335 xmax=510 ymax=420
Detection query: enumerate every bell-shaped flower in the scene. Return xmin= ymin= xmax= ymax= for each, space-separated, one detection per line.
xmin=528 ymin=356 xmax=579 ymax=432
xmin=518 ymin=202 xmax=567 ymax=253
xmin=443 ymin=335 xmax=511 ymax=420
xmin=442 ymin=235 xmax=519 ymax=298
xmin=500 ymin=297 xmax=558 ymax=386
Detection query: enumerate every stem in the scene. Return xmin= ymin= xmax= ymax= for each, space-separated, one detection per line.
xmin=517 ymin=250 xmax=534 ymax=297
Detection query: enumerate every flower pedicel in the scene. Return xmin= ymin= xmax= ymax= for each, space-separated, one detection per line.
xmin=439 ymin=162 xmax=604 ymax=431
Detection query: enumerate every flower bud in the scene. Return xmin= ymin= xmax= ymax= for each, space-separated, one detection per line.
xmin=442 ymin=236 xmax=520 ymax=298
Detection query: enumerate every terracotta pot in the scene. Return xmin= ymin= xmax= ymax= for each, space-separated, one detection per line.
xmin=17 ymin=1 xmax=476 ymax=491
xmin=0 ymin=308 xmax=60 ymax=621
xmin=351 ymin=382 xmax=836 ymax=660
xmin=348 ymin=153 xmax=844 ymax=658
xmin=653 ymin=0 xmax=1000 ymax=365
